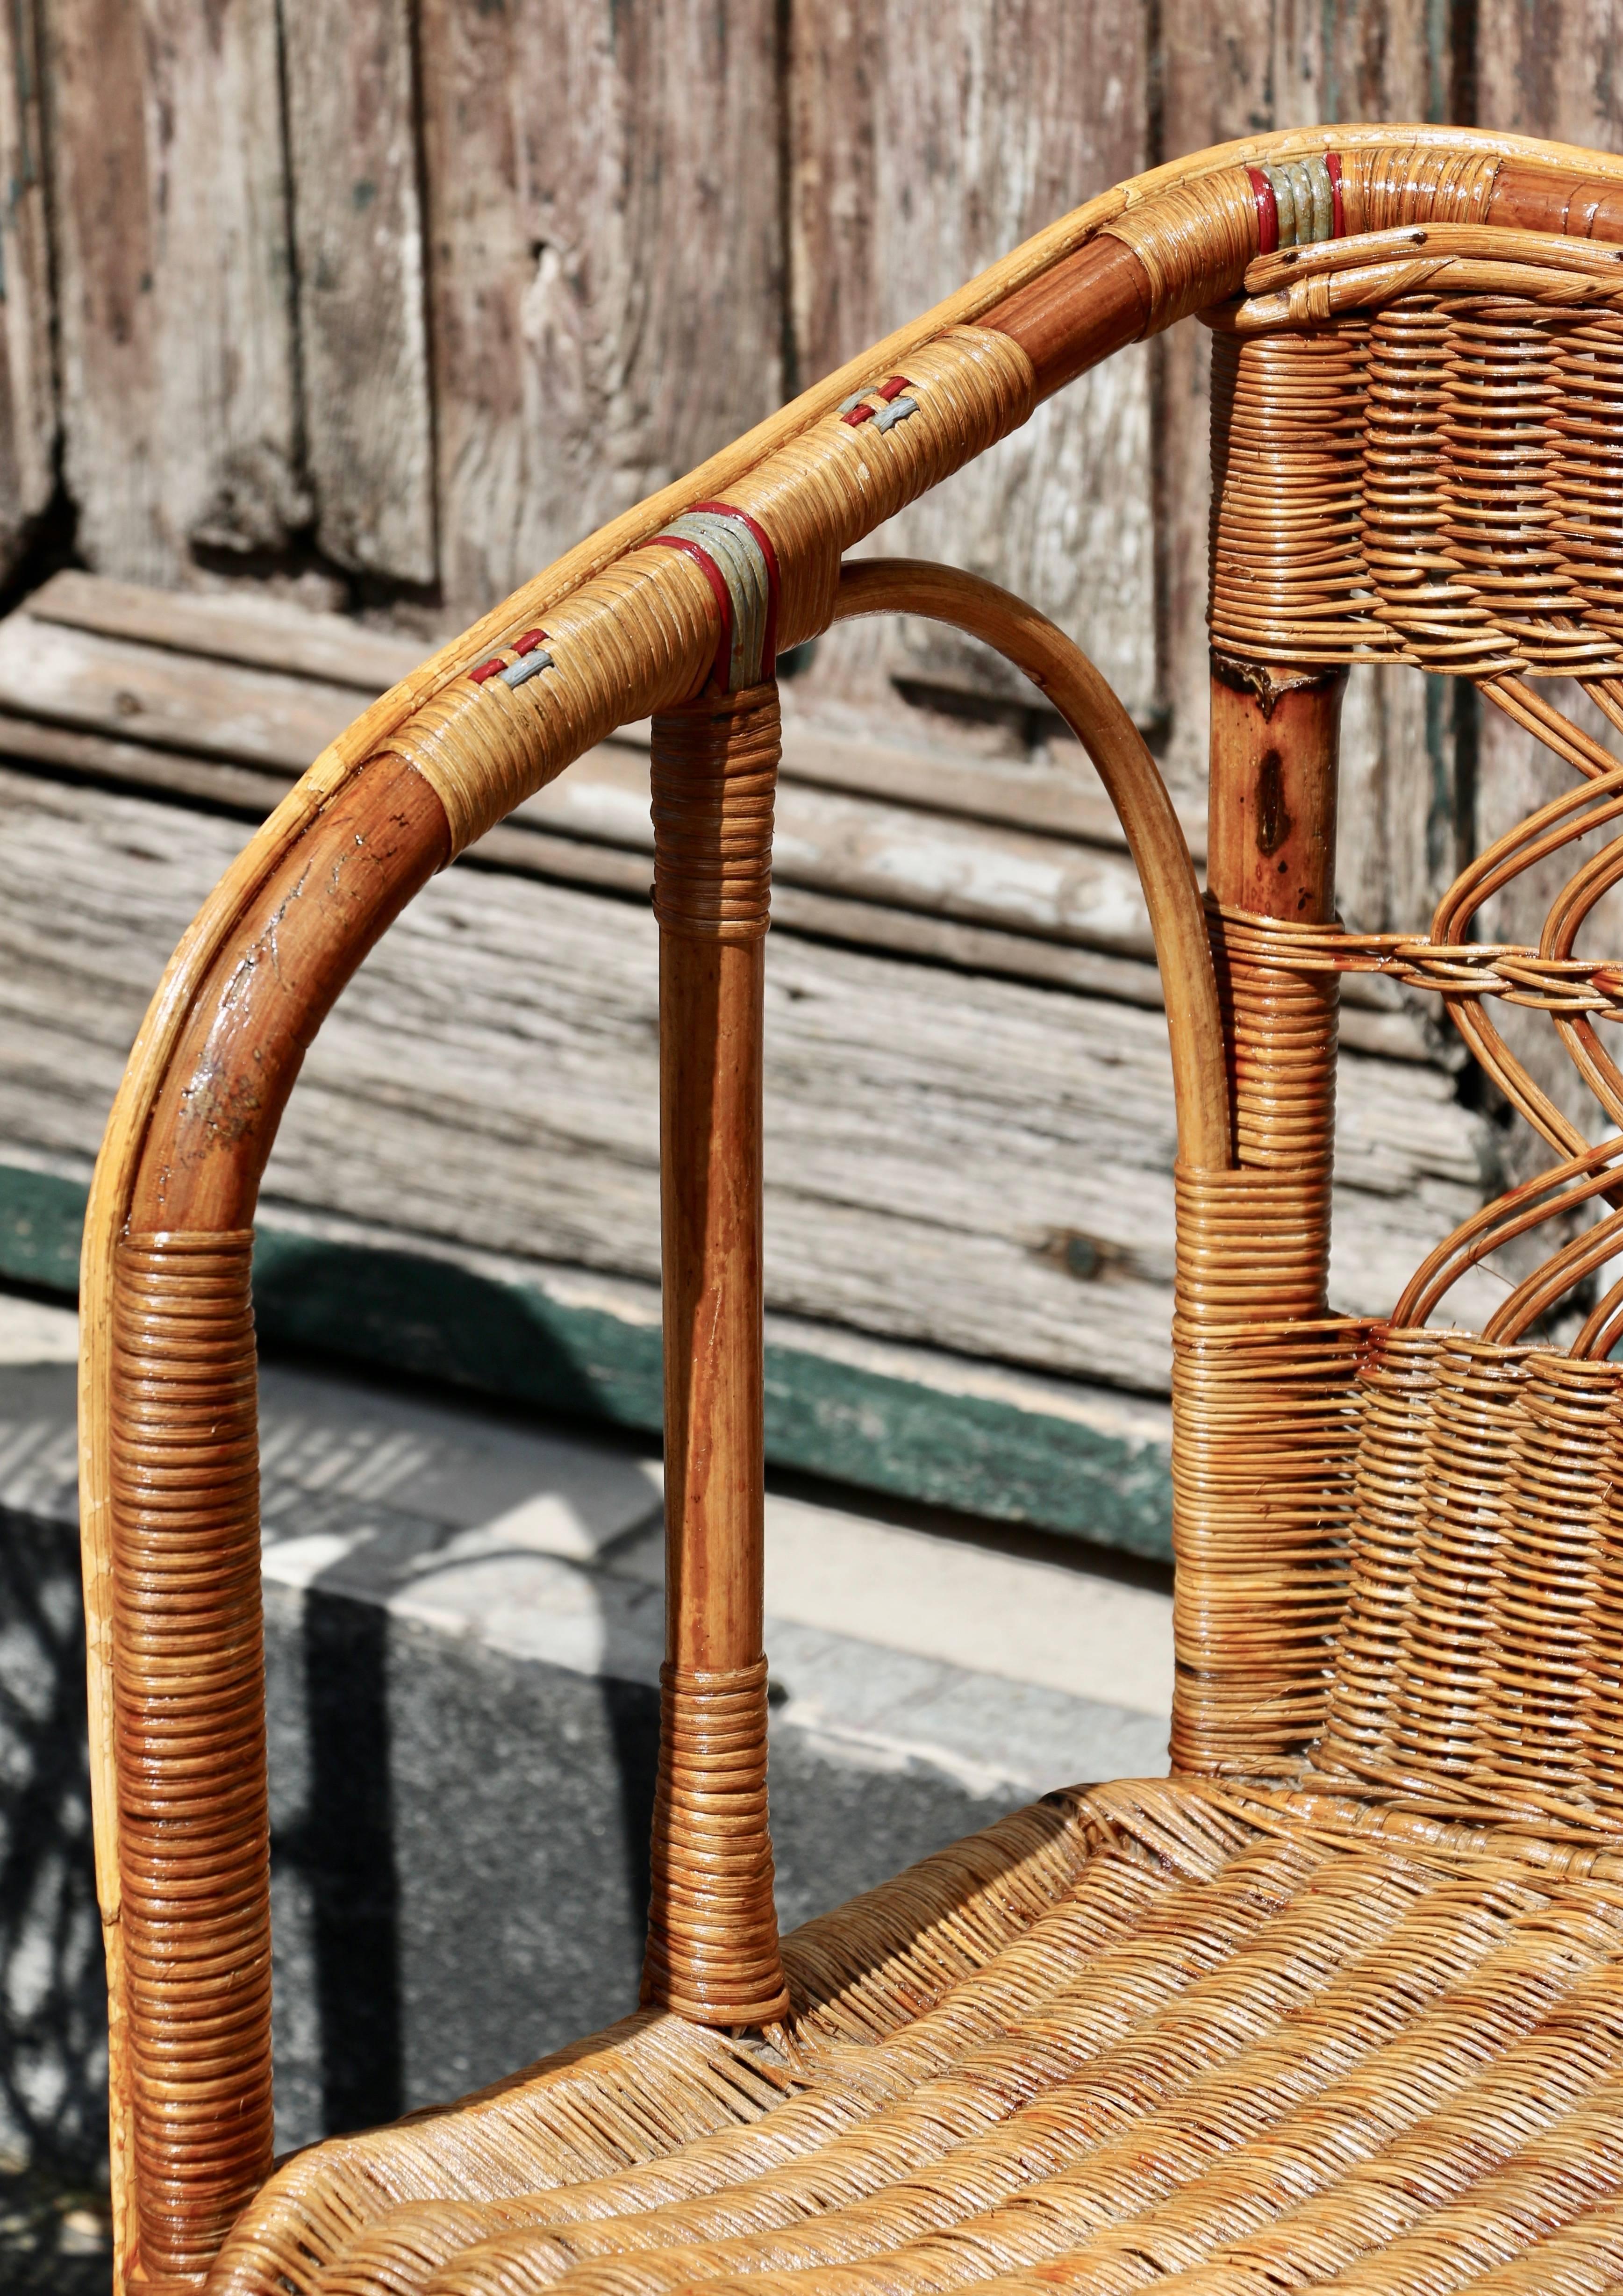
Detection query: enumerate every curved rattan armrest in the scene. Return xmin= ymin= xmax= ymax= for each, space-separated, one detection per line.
xmin=80 ymin=120 xmax=1623 ymax=2291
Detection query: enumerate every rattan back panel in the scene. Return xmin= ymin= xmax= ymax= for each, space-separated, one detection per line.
xmin=1198 ymin=230 xmax=1623 ymax=1818
xmin=1210 ymin=293 xmax=1623 ymax=678
xmin=1314 ymin=1337 xmax=1623 ymax=1823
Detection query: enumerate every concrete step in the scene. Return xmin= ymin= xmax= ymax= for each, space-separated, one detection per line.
xmin=0 ymin=1289 xmax=1169 ymax=2167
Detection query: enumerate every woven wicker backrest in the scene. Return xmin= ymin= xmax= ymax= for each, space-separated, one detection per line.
xmin=1184 ymin=221 xmax=1623 ymax=1822
xmin=76 ymin=127 xmax=1623 ymax=2289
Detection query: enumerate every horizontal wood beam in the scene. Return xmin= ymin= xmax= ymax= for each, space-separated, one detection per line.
xmin=0 ymin=1159 xmax=1178 ymax=1559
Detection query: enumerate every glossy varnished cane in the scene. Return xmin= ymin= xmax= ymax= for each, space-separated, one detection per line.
xmin=643 ymin=513 xmax=789 ymax=2027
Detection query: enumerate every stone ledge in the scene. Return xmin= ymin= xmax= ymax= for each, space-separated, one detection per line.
xmin=0 ymin=1292 xmax=1169 ymax=2162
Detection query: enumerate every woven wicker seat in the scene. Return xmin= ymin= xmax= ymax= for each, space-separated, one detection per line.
xmin=203 ymin=1781 xmax=1623 ymax=2296
xmin=78 ymin=123 xmax=1623 ymax=2295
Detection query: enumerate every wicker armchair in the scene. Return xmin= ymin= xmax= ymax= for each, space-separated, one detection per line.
xmin=82 ymin=122 xmax=1623 ymax=2295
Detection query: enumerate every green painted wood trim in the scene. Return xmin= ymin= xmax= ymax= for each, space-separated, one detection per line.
xmin=0 ymin=1162 xmax=1173 ymax=1559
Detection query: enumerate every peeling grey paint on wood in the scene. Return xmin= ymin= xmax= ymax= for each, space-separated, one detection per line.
xmin=43 ymin=0 xmax=307 ymax=582
xmin=0 ymin=771 xmax=1498 ymax=1398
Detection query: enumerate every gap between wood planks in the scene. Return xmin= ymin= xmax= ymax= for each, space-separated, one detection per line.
xmin=0 ymin=571 xmax=1427 ymax=1057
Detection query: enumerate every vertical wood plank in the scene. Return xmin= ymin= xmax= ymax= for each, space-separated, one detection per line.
xmin=280 ymin=0 xmax=436 ymax=585
xmin=789 ymin=0 xmax=1154 ymax=730
xmin=0 ymin=0 xmax=54 ymax=578
xmin=1476 ymin=0 xmax=1623 ymax=152
xmin=43 ymin=0 xmax=306 ymax=585
xmin=417 ymin=0 xmax=785 ymax=624
xmin=1154 ymin=0 xmax=1275 ymax=800
xmin=1335 ymin=659 xmax=1461 ymax=935
xmin=1157 ymin=0 xmax=1452 ymax=806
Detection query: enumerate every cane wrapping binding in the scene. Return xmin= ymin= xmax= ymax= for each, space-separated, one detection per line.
xmin=78 ymin=123 xmax=1623 ymax=2295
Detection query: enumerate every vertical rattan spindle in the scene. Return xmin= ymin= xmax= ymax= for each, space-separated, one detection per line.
xmin=643 ymin=677 xmax=789 ymax=2029
xmin=1169 ymin=658 xmax=1348 ymax=1778
xmin=1207 ymin=658 xmax=1344 ymax=1253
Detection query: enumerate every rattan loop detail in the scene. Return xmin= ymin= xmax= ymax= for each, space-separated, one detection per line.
xmin=1212 ymin=898 xmax=1623 ymax=1023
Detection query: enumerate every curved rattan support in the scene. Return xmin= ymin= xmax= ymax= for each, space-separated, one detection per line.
xmin=1391 ymin=1135 xmax=1623 ymax=1330
xmin=1486 ymin=1206 xmax=1623 ymax=1344
xmin=79 ymin=125 xmax=1623 ymax=2288
xmin=831 ymin=559 xmax=1230 ymax=1170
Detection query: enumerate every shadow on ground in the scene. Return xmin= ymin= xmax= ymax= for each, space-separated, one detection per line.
xmin=0 ymin=2160 xmax=111 ymax=2293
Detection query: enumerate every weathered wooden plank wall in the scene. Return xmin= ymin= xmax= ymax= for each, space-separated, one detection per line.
xmin=0 ymin=0 xmax=52 ymax=572
xmin=0 ymin=0 xmax=1619 ymax=1461
xmin=281 ymin=0 xmax=435 ymax=584
xmin=0 ymin=767 xmax=1493 ymax=1395
xmin=41 ymin=0 xmax=307 ymax=582
xmin=789 ymin=3 xmax=1157 ymax=729
xmin=1 ymin=0 xmax=1615 ymax=772
xmin=417 ymin=0 xmax=785 ymax=619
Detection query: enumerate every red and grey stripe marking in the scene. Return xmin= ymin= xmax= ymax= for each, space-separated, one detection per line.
xmin=468 ymin=627 xmax=553 ymax=689
xmin=646 ymin=503 xmax=780 ymax=692
xmin=465 ymin=381 xmax=914 ymax=698
xmin=1247 ymin=151 xmax=1345 ymax=256
xmin=839 ymin=373 xmax=918 ymax=431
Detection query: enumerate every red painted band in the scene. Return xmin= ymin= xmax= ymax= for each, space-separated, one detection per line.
xmin=876 ymin=374 xmax=912 ymax=402
xmin=647 ymin=533 xmax=733 ymax=690
xmin=1248 ymin=165 xmax=1278 ymax=256
xmin=840 ymin=401 xmax=876 ymax=427
xmin=1325 ymin=149 xmax=1344 ymax=238
xmin=513 ymin=628 xmax=550 ymax=655
xmin=691 ymin=501 xmax=781 ymax=668
xmin=469 ymin=659 xmax=506 ymax=684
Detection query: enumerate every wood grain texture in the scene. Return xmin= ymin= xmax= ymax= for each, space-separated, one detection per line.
xmin=43 ymin=0 xmax=308 ymax=586
xmin=788 ymin=0 xmax=1155 ymax=730
xmin=1208 ymin=670 xmax=1344 ymax=925
xmin=1333 ymin=658 xmax=1460 ymax=938
xmin=76 ymin=127 xmax=1548 ymax=860
xmin=280 ymin=0 xmax=436 ymax=583
xmin=16 ymin=568 xmax=1210 ymax=847
xmin=0 ymin=0 xmax=54 ymax=579
xmin=1153 ymin=4 xmax=1458 ymax=806
xmin=0 ymin=684 xmax=1428 ymax=1053
xmin=0 ymin=602 xmax=1171 ymax=951
xmin=26 ymin=569 xmax=426 ymax=690
xmin=0 ymin=772 xmax=1501 ymax=1396
xmin=0 ymin=610 xmax=379 ymax=771
xmin=0 ymin=574 xmax=1411 ymax=1059
xmin=418 ymin=0 xmax=784 ymax=623
xmin=1477 ymin=0 xmax=1623 ymax=155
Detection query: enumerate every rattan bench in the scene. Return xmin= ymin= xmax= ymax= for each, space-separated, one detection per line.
xmin=81 ymin=122 xmax=1623 ymax=2295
